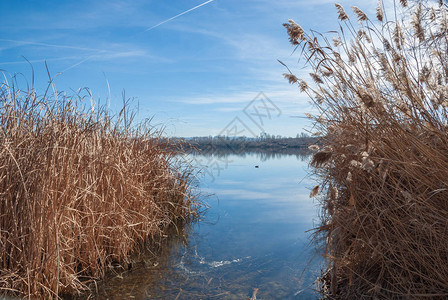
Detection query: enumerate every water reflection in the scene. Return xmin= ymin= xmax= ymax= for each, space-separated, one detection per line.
xmin=81 ymin=152 xmax=323 ymax=299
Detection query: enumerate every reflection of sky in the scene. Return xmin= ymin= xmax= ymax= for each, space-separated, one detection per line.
xmin=185 ymin=153 xmax=322 ymax=298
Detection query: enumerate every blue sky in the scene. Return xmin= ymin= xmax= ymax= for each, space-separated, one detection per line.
xmin=0 ymin=0 xmax=375 ymax=137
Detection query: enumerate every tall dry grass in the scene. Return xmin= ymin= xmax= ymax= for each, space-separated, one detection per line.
xmin=0 ymin=76 xmax=199 ymax=298
xmin=284 ymin=0 xmax=448 ymax=298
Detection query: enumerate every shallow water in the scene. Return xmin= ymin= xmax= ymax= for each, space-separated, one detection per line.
xmin=87 ymin=153 xmax=323 ymax=299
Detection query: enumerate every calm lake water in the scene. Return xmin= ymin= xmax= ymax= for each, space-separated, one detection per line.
xmin=88 ymin=152 xmax=324 ymax=299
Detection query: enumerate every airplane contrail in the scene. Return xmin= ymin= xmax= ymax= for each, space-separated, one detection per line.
xmin=60 ymin=55 xmax=95 ymax=73
xmin=145 ymin=0 xmax=215 ymax=32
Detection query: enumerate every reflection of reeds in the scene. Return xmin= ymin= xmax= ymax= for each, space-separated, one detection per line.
xmin=285 ymin=1 xmax=448 ymax=298
xmin=174 ymin=136 xmax=317 ymax=157
xmin=0 ymin=79 xmax=199 ymax=298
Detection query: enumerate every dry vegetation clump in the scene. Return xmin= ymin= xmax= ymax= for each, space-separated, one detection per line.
xmin=284 ymin=0 xmax=448 ymax=298
xmin=0 ymin=77 xmax=199 ymax=298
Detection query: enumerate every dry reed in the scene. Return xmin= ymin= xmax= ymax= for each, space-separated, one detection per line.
xmin=285 ymin=0 xmax=448 ymax=298
xmin=0 ymin=76 xmax=199 ymax=298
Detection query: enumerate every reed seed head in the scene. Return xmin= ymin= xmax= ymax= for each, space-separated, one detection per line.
xmin=283 ymin=19 xmax=306 ymax=45
xmin=283 ymin=73 xmax=299 ymax=84
xmin=352 ymin=6 xmax=368 ymax=22
xmin=333 ymin=37 xmax=342 ymax=47
xmin=335 ymin=3 xmax=349 ymax=21
xmin=376 ymin=0 xmax=384 ymax=22
xmin=299 ymin=80 xmax=309 ymax=92
xmin=310 ymin=185 xmax=320 ymax=198
xmin=310 ymin=72 xmax=324 ymax=84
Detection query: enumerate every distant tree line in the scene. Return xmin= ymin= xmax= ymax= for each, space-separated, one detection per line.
xmin=170 ymin=133 xmax=318 ymax=156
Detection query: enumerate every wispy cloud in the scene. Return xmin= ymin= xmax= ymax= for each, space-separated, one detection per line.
xmin=174 ymin=86 xmax=307 ymax=106
xmin=0 ymin=38 xmax=106 ymax=53
xmin=0 ymin=49 xmax=168 ymax=70
xmin=176 ymin=90 xmax=264 ymax=105
xmin=0 ymin=56 xmax=80 ymax=66
xmin=252 ymin=0 xmax=375 ymax=10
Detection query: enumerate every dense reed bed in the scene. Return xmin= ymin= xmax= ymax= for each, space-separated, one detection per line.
xmin=0 ymin=77 xmax=199 ymax=298
xmin=284 ymin=0 xmax=448 ymax=298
